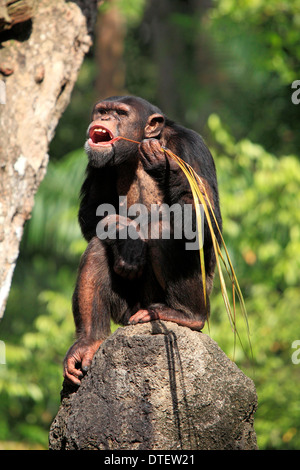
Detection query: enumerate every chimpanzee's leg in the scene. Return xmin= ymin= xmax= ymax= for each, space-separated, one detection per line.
xmin=64 ymin=236 xmax=130 ymax=385
xmin=129 ymin=236 xmax=212 ymax=331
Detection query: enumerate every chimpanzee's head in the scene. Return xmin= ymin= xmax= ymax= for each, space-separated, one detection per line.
xmin=85 ymin=96 xmax=165 ymax=167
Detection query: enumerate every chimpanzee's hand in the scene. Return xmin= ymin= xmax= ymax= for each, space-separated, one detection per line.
xmin=99 ymin=214 xmax=147 ymax=280
xmin=63 ymin=339 xmax=102 ymax=386
xmin=139 ymin=138 xmax=180 ymax=173
xmin=112 ymin=236 xmax=146 ymax=279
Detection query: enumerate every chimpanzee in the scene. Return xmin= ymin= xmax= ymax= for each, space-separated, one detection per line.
xmin=63 ymin=95 xmax=222 ymax=385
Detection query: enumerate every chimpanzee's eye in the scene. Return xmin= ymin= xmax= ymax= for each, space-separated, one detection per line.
xmin=115 ymin=109 xmax=128 ymax=117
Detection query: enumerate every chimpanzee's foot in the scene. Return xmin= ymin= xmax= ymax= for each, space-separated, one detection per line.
xmin=128 ymin=304 xmax=205 ymax=331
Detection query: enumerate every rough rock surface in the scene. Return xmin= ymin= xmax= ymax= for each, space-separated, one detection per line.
xmin=49 ymin=321 xmax=258 ymax=450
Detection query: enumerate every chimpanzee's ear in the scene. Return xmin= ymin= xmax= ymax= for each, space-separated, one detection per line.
xmin=144 ymin=113 xmax=165 ymax=138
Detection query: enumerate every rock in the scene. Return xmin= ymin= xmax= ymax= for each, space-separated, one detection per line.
xmin=49 ymin=321 xmax=258 ymax=450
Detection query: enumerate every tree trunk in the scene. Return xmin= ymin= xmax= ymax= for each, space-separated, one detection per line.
xmin=0 ymin=0 xmax=98 ymax=318
xmin=95 ymin=0 xmax=126 ymax=98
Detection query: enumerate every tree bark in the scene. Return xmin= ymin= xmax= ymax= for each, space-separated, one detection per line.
xmin=0 ymin=0 xmax=98 ymax=318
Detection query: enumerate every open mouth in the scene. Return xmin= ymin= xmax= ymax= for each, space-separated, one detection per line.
xmin=88 ymin=125 xmax=119 ymax=146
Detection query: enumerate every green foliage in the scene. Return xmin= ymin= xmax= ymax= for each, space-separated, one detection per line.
xmin=123 ymin=0 xmax=299 ymax=156
xmin=205 ymin=115 xmax=300 ymax=449
xmin=205 ymin=0 xmax=300 ymax=155
xmin=0 ymin=287 xmax=74 ymax=447
xmin=22 ymin=148 xmax=87 ymax=258
xmin=211 ymin=0 xmax=300 ymax=83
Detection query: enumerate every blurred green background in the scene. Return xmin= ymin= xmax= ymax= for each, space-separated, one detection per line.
xmin=1 ymin=0 xmax=300 ymax=449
